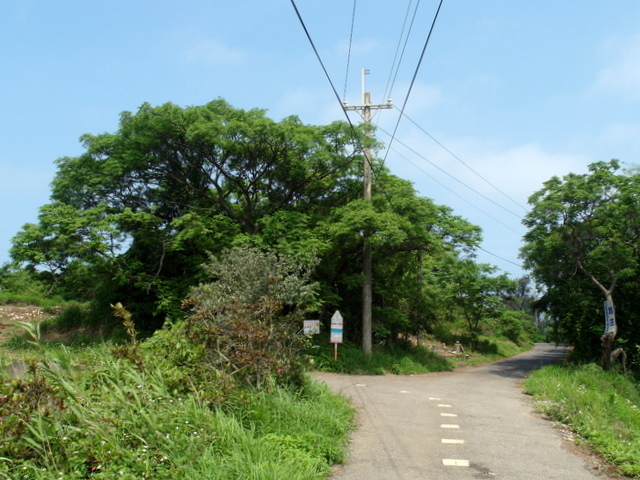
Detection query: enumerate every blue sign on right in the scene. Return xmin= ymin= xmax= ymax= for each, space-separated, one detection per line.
xmin=604 ymin=299 xmax=617 ymax=335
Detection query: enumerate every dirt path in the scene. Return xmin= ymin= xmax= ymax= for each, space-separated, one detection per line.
xmin=0 ymin=305 xmax=52 ymax=342
xmin=316 ymin=344 xmax=618 ymax=480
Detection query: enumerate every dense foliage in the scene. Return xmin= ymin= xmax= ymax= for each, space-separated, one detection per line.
xmin=521 ymin=160 xmax=640 ymax=371
xmin=7 ymin=99 xmax=535 ymax=349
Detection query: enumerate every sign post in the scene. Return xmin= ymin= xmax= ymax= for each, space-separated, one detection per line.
xmin=330 ymin=310 xmax=344 ymax=360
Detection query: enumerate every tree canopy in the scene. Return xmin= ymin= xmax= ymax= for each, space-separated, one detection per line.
xmin=9 ymin=99 xmax=528 ymax=350
xmin=521 ymin=160 xmax=640 ymax=368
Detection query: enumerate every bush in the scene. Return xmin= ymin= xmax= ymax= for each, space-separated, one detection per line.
xmin=186 ymin=246 xmax=320 ymax=389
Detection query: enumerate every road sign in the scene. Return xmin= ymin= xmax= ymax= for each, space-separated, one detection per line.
xmin=303 ymin=320 xmax=320 ymax=335
xmin=330 ymin=310 xmax=344 ymax=359
xmin=330 ymin=310 xmax=343 ymax=344
xmin=330 ymin=329 xmax=343 ymax=344
xmin=604 ymin=299 xmax=617 ymax=335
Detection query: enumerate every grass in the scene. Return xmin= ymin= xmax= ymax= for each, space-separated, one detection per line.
xmin=0 ymin=291 xmax=75 ymax=313
xmin=309 ymin=340 xmax=453 ymax=375
xmin=0 ymin=335 xmax=354 ymax=479
xmin=308 ymin=335 xmax=533 ymax=375
xmin=524 ymin=362 xmax=640 ymax=478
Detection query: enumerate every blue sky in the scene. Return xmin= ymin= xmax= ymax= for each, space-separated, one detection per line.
xmin=1 ymin=1 xmax=639 ymax=279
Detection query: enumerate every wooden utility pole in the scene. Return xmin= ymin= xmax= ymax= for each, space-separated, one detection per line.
xmin=344 ymin=68 xmax=392 ymax=355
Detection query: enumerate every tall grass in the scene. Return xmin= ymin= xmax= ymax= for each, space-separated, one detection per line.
xmin=0 ymin=342 xmax=353 ymax=479
xmin=309 ymin=335 xmax=532 ymax=375
xmin=310 ymin=340 xmax=453 ymax=375
xmin=524 ymin=362 xmax=640 ymax=477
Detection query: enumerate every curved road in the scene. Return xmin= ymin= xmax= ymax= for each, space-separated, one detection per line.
xmin=315 ymin=344 xmax=612 ymax=480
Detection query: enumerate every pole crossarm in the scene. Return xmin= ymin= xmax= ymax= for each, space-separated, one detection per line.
xmin=343 ymin=101 xmax=393 ymax=112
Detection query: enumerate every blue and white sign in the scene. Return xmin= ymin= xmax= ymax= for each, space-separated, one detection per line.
xmin=330 ymin=310 xmax=343 ymax=344
xmin=604 ymin=299 xmax=617 ymax=335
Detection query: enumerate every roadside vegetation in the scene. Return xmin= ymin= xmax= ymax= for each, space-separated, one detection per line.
xmin=524 ymin=362 xmax=640 ymax=478
xmin=3 ymin=99 xmax=639 ymax=477
xmin=1 ymin=248 xmax=355 ymax=479
xmin=0 ymin=339 xmax=353 ymax=479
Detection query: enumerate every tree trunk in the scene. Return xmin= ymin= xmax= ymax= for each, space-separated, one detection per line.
xmin=601 ymin=332 xmax=615 ymax=371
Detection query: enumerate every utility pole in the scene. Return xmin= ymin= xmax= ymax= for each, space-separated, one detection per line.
xmin=343 ymin=68 xmax=392 ymax=355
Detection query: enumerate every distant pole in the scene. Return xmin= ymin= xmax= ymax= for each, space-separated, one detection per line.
xmin=344 ymin=68 xmax=392 ymax=355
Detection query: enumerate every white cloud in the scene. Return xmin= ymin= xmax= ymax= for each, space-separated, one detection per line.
xmin=391 ymin=132 xmax=589 ymax=210
xmin=464 ymin=143 xmax=588 ymax=202
xmin=183 ymin=38 xmax=246 ymax=65
xmin=592 ymin=32 xmax=640 ymax=99
xmin=395 ymin=81 xmax=444 ymax=114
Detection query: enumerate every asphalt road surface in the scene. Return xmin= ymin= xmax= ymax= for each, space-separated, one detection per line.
xmin=315 ymin=344 xmax=612 ymax=480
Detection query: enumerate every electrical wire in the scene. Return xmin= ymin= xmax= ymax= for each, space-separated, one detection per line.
xmin=382 ymin=0 xmax=421 ymax=105
xmin=376 ymin=124 xmax=523 ymax=220
xmin=477 ymin=246 xmax=523 ymax=269
xmin=385 ymin=144 xmax=523 ymax=235
xmin=382 ymin=0 xmax=444 ymax=165
xmin=343 ymin=0 xmax=358 ymax=101
xmin=290 ymin=0 xmax=522 ymax=273
xmin=289 ymin=0 xmax=352 ymax=126
xmin=398 ymin=108 xmax=528 ymax=212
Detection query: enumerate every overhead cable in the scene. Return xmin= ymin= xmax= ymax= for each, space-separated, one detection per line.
xmin=398 ymin=108 xmax=528 ymax=212
xmin=343 ymin=0 xmax=358 ymax=101
xmin=386 ymin=144 xmax=523 ymax=235
xmin=376 ymin=124 xmax=524 ymax=220
xmin=289 ymin=0 xmax=353 ymax=127
xmin=477 ymin=246 xmax=523 ymax=269
xmin=383 ymin=0 xmax=422 ymax=105
xmin=382 ymin=0 xmax=444 ymax=165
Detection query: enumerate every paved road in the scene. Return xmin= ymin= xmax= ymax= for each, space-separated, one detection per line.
xmin=315 ymin=344 xmax=611 ymax=480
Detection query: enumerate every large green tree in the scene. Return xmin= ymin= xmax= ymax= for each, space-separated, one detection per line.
xmin=11 ymin=100 xmax=367 ymax=329
xmin=10 ymin=98 xmax=511 ymax=352
xmin=521 ymin=160 xmax=640 ymax=369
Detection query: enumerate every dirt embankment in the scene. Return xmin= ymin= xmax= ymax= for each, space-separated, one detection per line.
xmin=0 ymin=306 xmax=54 ymax=342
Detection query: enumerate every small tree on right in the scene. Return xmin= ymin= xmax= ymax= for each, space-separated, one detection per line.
xmin=521 ymin=160 xmax=640 ymax=369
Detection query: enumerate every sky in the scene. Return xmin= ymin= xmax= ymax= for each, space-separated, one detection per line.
xmin=1 ymin=1 xmax=639 ymax=279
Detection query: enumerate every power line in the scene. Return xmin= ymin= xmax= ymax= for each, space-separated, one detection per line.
xmin=398 ymin=108 xmax=528 ymax=212
xmin=343 ymin=0 xmax=358 ymax=101
xmin=386 ymin=143 xmax=524 ymax=235
xmin=289 ymin=0 xmax=351 ymax=126
xmin=382 ymin=0 xmax=444 ymax=165
xmin=477 ymin=246 xmax=523 ymax=270
xmin=289 ymin=0 xmax=522 ymax=273
xmin=383 ymin=0 xmax=422 ymax=104
xmin=376 ymin=124 xmax=524 ymax=220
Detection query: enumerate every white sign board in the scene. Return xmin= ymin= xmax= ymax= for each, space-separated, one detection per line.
xmin=604 ymin=299 xmax=617 ymax=335
xmin=330 ymin=310 xmax=343 ymax=344
xmin=303 ymin=320 xmax=320 ymax=335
